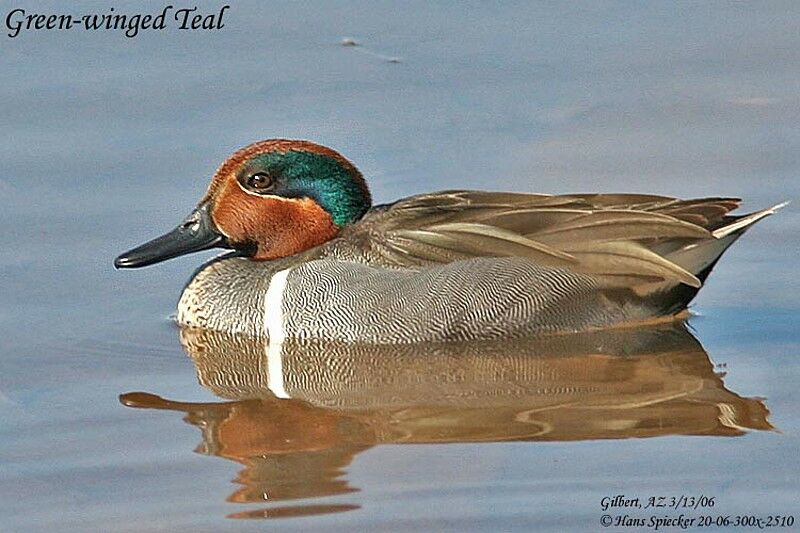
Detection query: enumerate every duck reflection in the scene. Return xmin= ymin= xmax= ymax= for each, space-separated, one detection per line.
xmin=120 ymin=324 xmax=771 ymax=518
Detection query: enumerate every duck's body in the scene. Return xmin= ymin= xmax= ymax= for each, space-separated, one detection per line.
xmin=116 ymin=140 xmax=784 ymax=343
xmin=178 ymin=240 xmax=616 ymax=341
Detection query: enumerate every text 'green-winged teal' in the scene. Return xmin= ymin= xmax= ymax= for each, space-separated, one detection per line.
xmin=115 ymin=139 xmax=786 ymax=343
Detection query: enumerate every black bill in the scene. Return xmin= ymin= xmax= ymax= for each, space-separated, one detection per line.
xmin=114 ymin=204 xmax=237 ymax=269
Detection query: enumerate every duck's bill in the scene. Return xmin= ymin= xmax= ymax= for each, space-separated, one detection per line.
xmin=114 ymin=204 xmax=237 ymax=269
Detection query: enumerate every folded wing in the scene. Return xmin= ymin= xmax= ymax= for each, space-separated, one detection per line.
xmin=355 ymin=190 xmax=780 ymax=293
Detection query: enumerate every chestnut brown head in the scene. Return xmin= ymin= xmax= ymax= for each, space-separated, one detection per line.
xmin=115 ymin=139 xmax=371 ymax=268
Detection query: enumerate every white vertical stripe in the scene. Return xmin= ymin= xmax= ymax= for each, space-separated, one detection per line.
xmin=264 ymin=267 xmax=290 ymax=342
xmin=264 ymin=267 xmax=291 ymax=399
xmin=266 ymin=340 xmax=289 ymax=399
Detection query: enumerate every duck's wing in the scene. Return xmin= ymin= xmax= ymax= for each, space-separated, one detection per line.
xmin=565 ymin=193 xmax=743 ymax=230
xmin=351 ymin=190 xmax=765 ymax=290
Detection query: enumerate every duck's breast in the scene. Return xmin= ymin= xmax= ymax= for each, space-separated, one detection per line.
xmin=178 ymin=257 xmax=276 ymax=336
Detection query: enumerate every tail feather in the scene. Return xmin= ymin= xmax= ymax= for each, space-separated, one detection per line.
xmin=655 ymin=201 xmax=787 ymax=314
xmin=711 ymin=201 xmax=789 ymax=239
xmin=669 ymin=201 xmax=788 ymax=277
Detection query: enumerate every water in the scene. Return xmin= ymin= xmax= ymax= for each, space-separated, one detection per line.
xmin=1 ymin=1 xmax=799 ymax=531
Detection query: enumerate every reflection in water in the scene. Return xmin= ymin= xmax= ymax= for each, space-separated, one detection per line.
xmin=121 ymin=324 xmax=772 ymax=519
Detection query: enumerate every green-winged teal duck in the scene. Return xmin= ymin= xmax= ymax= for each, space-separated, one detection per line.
xmin=115 ymin=139 xmax=785 ymax=342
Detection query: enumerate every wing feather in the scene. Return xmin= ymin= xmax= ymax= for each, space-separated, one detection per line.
xmin=392 ymin=224 xmax=576 ymax=267
xmin=562 ymin=241 xmax=701 ymax=288
xmin=355 ymin=190 xmax=741 ymax=288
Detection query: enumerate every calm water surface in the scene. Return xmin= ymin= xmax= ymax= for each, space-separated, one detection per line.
xmin=1 ymin=2 xmax=799 ymax=531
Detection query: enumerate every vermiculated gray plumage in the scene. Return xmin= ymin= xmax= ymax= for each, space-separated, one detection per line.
xmin=280 ymin=258 xmax=628 ymax=343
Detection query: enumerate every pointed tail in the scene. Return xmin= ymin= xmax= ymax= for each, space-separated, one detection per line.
xmin=657 ymin=201 xmax=788 ymax=313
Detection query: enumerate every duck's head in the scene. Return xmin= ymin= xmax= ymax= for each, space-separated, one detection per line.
xmin=115 ymin=139 xmax=371 ymax=268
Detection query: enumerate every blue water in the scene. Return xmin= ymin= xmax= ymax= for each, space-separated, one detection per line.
xmin=1 ymin=2 xmax=799 ymax=531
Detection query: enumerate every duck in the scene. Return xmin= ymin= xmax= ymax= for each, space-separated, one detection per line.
xmin=115 ymin=139 xmax=785 ymax=343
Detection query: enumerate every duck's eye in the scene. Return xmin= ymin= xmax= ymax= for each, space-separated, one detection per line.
xmin=246 ymin=173 xmax=274 ymax=191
